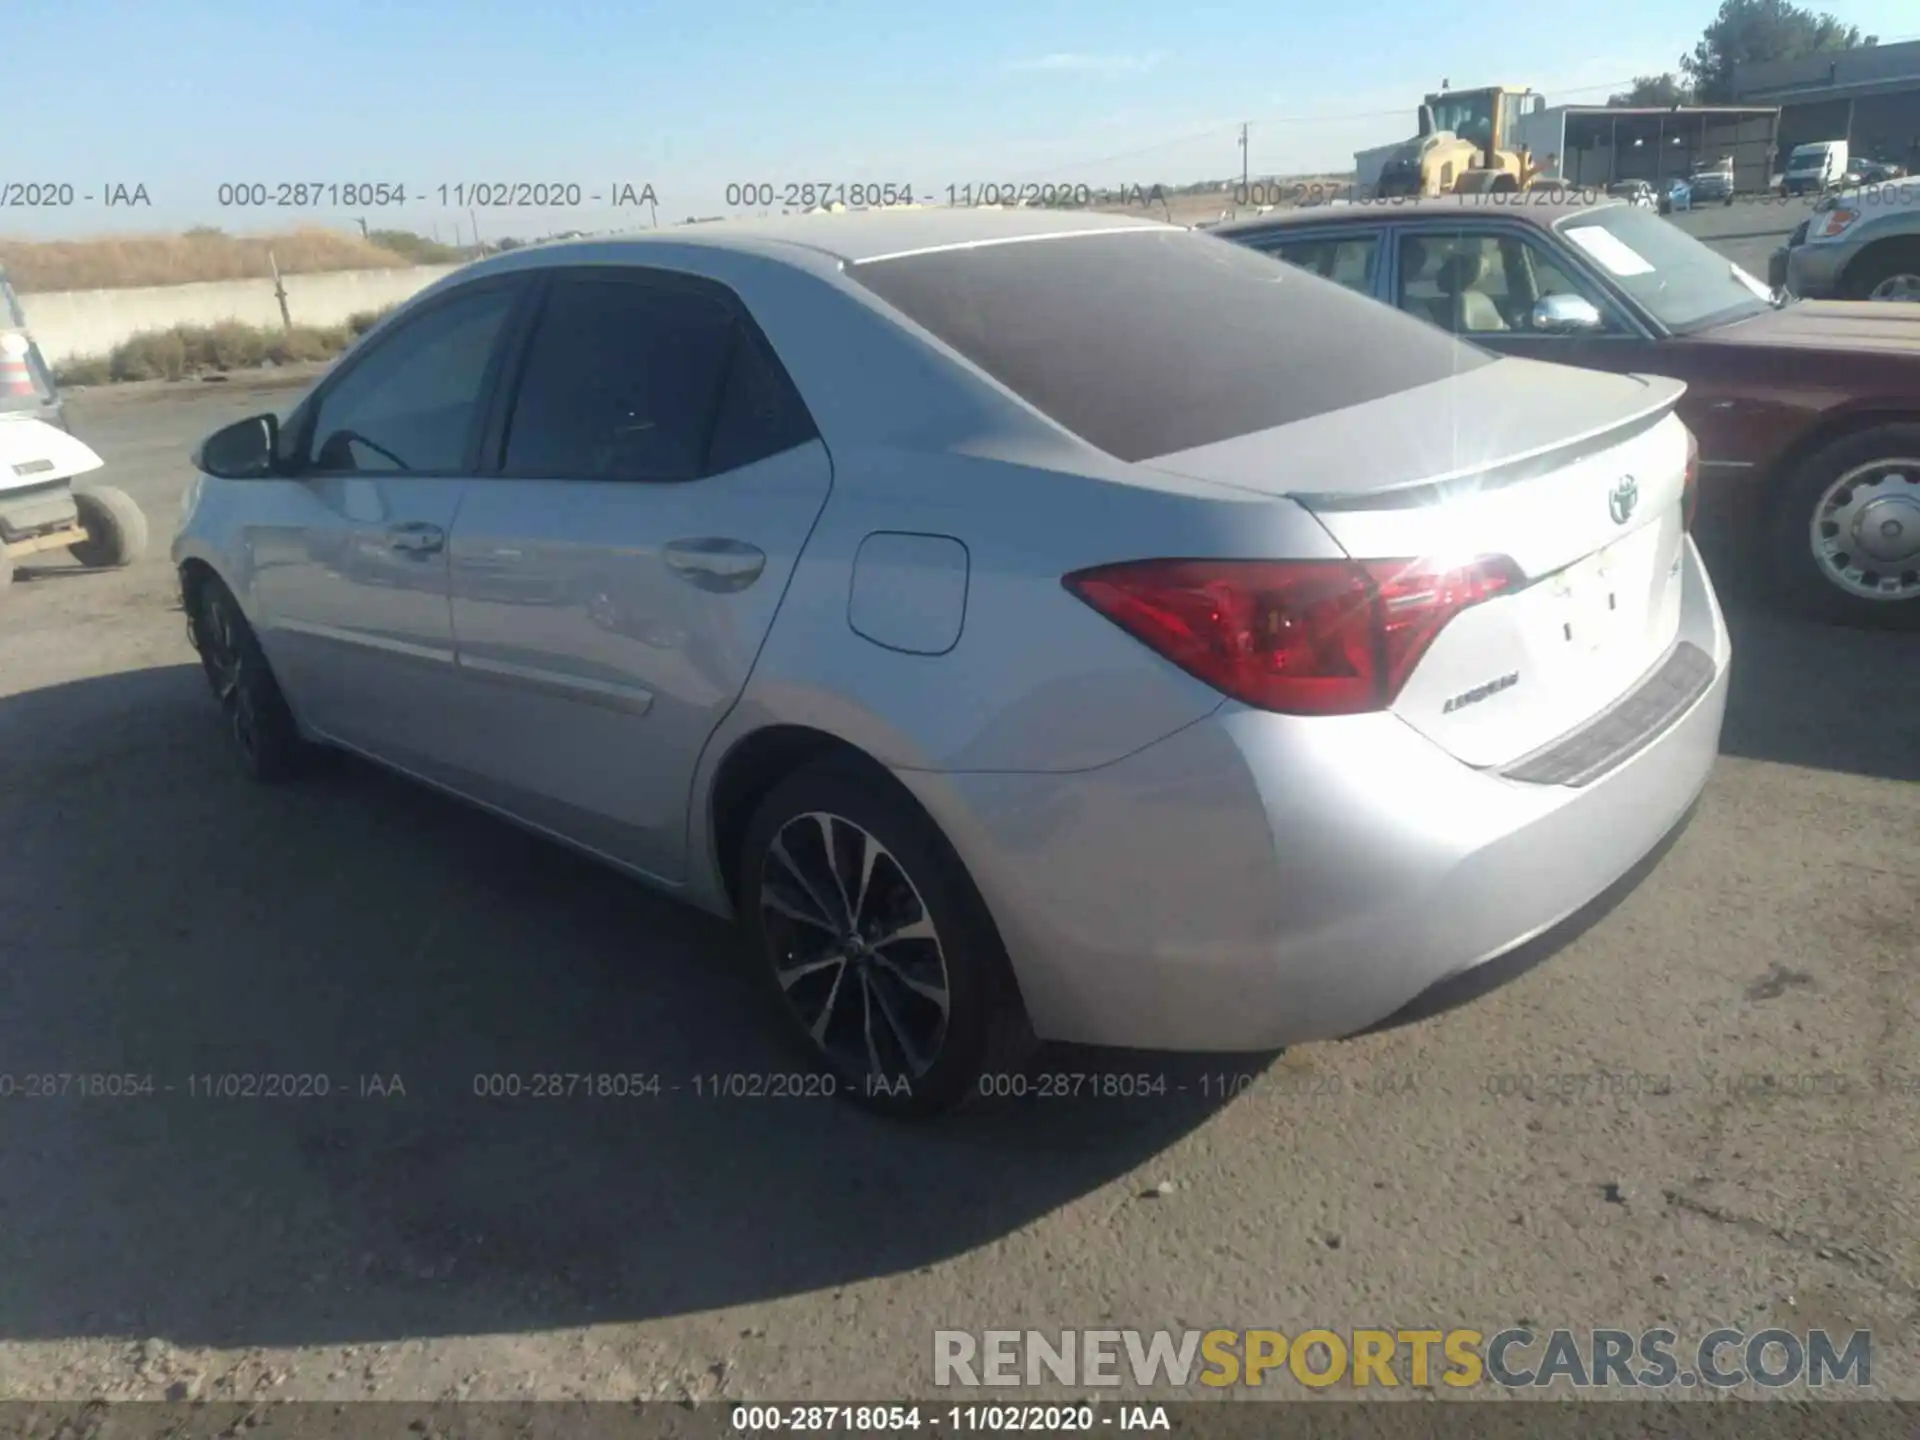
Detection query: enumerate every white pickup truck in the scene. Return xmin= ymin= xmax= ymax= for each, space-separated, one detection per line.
xmin=1770 ymin=177 xmax=1920 ymax=301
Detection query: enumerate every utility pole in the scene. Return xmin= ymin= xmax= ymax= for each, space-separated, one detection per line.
xmin=1240 ymin=122 xmax=1250 ymax=192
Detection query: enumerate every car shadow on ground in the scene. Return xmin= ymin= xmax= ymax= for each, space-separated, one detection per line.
xmin=0 ymin=664 xmax=1253 ymax=1350
xmin=1700 ymin=531 xmax=1920 ymax=784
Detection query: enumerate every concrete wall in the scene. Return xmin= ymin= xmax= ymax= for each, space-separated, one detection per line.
xmin=19 ymin=265 xmax=463 ymax=365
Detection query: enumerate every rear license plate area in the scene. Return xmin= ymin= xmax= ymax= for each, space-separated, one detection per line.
xmin=1549 ymin=542 xmax=1632 ymax=654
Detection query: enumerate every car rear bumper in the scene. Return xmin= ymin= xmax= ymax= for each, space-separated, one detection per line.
xmin=904 ymin=537 xmax=1730 ymax=1052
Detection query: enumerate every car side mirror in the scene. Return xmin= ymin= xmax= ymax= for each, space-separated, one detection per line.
xmin=1530 ymin=293 xmax=1604 ymax=333
xmin=193 ymin=413 xmax=280 ymax=479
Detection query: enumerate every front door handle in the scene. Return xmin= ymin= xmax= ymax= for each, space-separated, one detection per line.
xmin=662 ymin=537 xmax=766 ymax=593
xmin=387 ymin=522 xmax=446 ymax=555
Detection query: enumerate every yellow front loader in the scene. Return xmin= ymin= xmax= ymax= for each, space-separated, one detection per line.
xmin=1373 ymin=85 xmax=1551 ymax=198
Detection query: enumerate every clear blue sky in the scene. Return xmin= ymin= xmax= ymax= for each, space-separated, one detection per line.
xmin=10 ymin=0 xmax=1914 ymax=239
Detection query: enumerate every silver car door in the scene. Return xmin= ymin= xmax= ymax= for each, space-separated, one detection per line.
xmin=442 ymin=268 xmax=831 ymax=882
xmin=244 ymin=276 xmax=527 ymax=762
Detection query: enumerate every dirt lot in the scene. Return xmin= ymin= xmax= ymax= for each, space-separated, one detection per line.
xmin=0 ymin=332 xmax=1915 ymax=1408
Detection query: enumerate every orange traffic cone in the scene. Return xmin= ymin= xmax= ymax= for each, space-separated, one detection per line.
xmin=0 ymin=332 xmax=37 ymax=400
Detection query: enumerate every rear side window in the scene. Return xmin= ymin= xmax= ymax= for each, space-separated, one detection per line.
xmin=504 ymin=276 xmax=735 ymax=483
xmin=847 ymin=229 xmax=1490 ymax=463
xmin=705 ymin=329 xmax=817 ymax=475
xmin=1266 ymin=235 xmax=1380 ymax=296
xmin=500 ymin=272 xmax=814 ymax=483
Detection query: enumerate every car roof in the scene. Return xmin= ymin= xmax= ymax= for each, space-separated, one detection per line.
xmin=1213 ymin=196 xmax=1617 ymax=238
xmin=496 ymin=207 xmax=1177 ymax=267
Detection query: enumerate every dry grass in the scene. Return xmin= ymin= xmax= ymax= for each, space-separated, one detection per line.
xmin=1086 ymin=173 xmax=1361 ymax=227
xmin=56 ymin=309 xmax=392 ymax=386
xmin=0 ymin=227 xmax=417 ymax=293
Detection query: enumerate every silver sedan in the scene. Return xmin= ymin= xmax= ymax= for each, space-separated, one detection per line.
xmin=176 ymin=209 xmax=1731 ymax=1116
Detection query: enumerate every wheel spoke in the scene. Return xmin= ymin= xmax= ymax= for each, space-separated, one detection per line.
xmin=807 ymin=954 xmax=851 ymax=1045
xmin=812 ymin=813 xmax=856 ymax=927
xmin=774 ymin=949 xmax=844 ymax=993
xmin=870 ymin=912 xmax=936 ymax=949
xmin=867 ymin=968 xmax=930 ymax=1076
xmin=859 ymin=970 xmax=887 ymax=1078
xmin=848 ymin=827 xmax=883 ymax=933
xmin=767 ymin=834 xmax=844 ymax=933
xmin=761 ymin=882 xmax=839 ymax=934
xmin=871 ymin=951 xmax=950 ymax=1014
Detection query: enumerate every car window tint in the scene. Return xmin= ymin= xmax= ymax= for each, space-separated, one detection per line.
xmin=1270 ymin=236 xmax=1378 ymax=295
xmin=306 ymin=286 xmax=515 ymax=473
xmin=847 ymin=229 xmax=1489 ymax=464
xmin=705 ymin=330 xmax=817 ymax=475
xmin=503 ymin=276 xmax=735 ymax=483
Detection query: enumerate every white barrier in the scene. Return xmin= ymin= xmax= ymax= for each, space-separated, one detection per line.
xmin=19 ymin=265 xmax=465 ymax=365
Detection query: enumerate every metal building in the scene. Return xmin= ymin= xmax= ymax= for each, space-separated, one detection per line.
xmin=1510 ymin=104 xmax=1780 ymax=190
xmin=1732 ymin=38 xmax=1920 ymax=174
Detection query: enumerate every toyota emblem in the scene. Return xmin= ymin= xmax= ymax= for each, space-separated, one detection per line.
xmin=1608 ymin=476 xmax=1640 ymax=526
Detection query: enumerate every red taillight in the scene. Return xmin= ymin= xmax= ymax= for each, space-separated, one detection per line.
xmin=1681 ymin=428 xmax=1700 ymax=532
xmin=1063 ymin=555 xmax=1521 ymax=716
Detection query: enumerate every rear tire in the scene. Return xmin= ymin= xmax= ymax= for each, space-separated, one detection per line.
xmin=68 ymin=485 xmax=148 ymax=568
xmin=1770 ymin=423 xmax=1920 ymax=629
xmin=191 ymin=575 xmax=319 ymax=780
xmin=738 ymin=757 xmax=1034 ymax=1118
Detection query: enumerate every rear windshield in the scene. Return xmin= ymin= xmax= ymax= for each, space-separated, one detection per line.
xmin=846 ymin=228 xmax=1491 ymax=463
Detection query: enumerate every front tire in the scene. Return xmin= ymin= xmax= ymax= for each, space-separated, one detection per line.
xmin=191 ymin=575 xmax=319 ymax=780
xmin=738 ymin=758 xmax=1032 ymax=1117
xmin=1842 ymin=241 xmax=1920 ymax=303
xmin=68 ymin=485 xmax=148 ymax=568
xmin=1771 ymin=424 xmax=1920 ymax=628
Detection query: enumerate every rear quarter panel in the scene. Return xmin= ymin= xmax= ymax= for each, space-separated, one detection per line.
xmin=683 ymin=447 xmax=1349 ymax=909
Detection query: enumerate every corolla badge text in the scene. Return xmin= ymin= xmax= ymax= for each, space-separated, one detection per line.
xmin=1442 ymin=671 xmax=1520 ymax=714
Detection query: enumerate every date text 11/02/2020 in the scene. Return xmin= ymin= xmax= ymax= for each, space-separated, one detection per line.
xmin=211 ymin=182 xmax=660 ymax=209
xmin=721 ymin=182 xmax=1188 ymax=210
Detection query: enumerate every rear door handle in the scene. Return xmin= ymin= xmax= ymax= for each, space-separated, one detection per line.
xmin=662 ymin=537 xmax=766 ymax=593
xmin=387 ymin=522 xmax=445 ymax=555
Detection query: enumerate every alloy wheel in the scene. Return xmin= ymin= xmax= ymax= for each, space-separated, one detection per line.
xmin=757 ymin=811 xmax=952 ymax=1083
xmin=1809 ymin=458 xmax=1920 ymax=602
xmin=198 ymin=595 xmax=260 ymax=761
xmin=1868 ymin=272 xmax=1920 ymax=303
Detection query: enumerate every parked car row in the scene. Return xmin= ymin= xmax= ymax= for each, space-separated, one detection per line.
xmin=176 ymin=208 xmax=1735 ymax=1113
xmin=1218 ymin=196 xmax=1920 ymax=629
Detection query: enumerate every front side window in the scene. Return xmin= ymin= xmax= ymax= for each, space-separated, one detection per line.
xmin=305 ymin=285 xmax=517 ymax=473
xmin=1396 ymin=228 xmax=1622 ymax=337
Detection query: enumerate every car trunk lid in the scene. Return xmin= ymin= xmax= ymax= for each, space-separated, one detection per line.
xmin=1141 ymin=358 xmax=1693 ymax=769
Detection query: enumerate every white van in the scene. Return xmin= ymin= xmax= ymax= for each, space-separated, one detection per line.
xmin=1781 ymin=140 xmax=1848 ymax=196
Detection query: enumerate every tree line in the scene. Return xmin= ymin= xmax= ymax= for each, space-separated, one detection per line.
xmin=1608 ymin=0 xmax=1879 ymax=107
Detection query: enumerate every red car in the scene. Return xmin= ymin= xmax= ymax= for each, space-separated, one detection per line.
xmin=1217 ymin=197 xmax=1920 ymax=628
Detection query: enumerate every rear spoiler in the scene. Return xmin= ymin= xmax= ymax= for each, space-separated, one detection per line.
xmin=1292 ymin=375 xmax=1685 ymax=513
